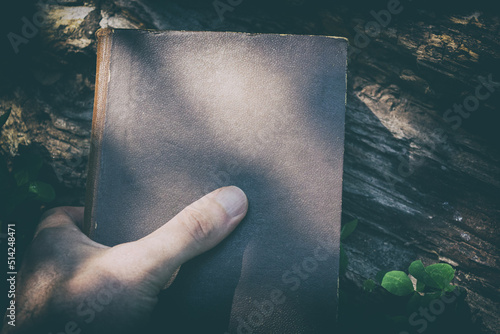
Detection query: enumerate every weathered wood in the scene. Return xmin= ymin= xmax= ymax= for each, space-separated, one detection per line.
xmin=1 ymin=1 xmax=498 ymax=332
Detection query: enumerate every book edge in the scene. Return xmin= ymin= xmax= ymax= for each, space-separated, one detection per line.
xmin=83 ymin=28 xmax=114 ymax=237
xmin=111 ymin=28 xmax=349 ymax=43
xmin=334 ymin=47 xmax=349 ymax=323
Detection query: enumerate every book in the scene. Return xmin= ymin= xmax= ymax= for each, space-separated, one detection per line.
xmin=84 ymin=28 xmax=347 ymax=333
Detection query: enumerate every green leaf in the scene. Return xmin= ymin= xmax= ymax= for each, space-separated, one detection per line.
xmin=409 ymin=260 xmax=431 ymax=291
xmin=363 ymin=279 xmax=376 ymax=292
xmin=341 ymin=219 xmax=358 ymax=241
xmin=14 ymin=169 xmax=30 ymax=186
xmin=339 ymin=244 xmax=348 ymax=275
xmin=408 ymin=260 xmax=448 ymax=290
xmin=416 ymin=280 xmax=426 ymax=292
xmin=0 ymin=108 xmax=11 ymax=128
xmin=425 ymin=263 xmax=455 ymax=290
xmin=13 ymin=152 xmax=43 ymax=185
xmin=409 ymin=260 xmax=427 ymax=281
xmin=381 ymin=271 xmax=415 ymax=296
xmin=28 ymin=181 xmax=55 ymax=202
xmin=444 ymin=284 xmax=456 ymax=292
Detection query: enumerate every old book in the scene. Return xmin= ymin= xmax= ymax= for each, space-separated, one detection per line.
xmin=84 ymin=28 xmax=347 ymax=333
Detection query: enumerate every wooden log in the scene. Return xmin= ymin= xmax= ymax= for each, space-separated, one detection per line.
xmin=0 ymin=1 xmax=498 ymax=332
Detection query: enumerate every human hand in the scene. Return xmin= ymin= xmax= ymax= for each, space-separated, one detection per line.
xmin=2 ymin=186 xmax=248 ymax=334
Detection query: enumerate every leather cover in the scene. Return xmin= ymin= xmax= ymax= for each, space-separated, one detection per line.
xmin=84 ymin=29 xmax=347 ymax=333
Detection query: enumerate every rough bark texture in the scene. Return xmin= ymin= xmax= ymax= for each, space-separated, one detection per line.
xmin=1 ymin=0 xmax=498 ymax=332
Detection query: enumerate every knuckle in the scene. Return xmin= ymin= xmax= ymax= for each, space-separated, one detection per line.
xmin=181 ymin=207 xmax=215 ymax=245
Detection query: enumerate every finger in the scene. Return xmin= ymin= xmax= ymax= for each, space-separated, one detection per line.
xmin=108 ymin=186 xmax=248 ymax=287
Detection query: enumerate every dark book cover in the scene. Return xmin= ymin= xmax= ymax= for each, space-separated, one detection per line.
xmin=84 ymin=28 xmax=347 ymax=333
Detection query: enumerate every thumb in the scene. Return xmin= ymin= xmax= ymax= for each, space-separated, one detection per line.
xmin=105 ymin=186 xmax=248 ymax=288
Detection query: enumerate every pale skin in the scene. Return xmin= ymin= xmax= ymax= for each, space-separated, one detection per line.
xmin=2 ymin=186 xmax=248 ymax=334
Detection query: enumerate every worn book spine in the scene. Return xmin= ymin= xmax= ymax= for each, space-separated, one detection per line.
xmin=84 ymin=28 xmax=113 ymax=238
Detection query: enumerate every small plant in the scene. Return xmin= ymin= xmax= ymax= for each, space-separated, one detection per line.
xmin=338 ymin=220 xmax=471 ymax=333
xmin=361 ymin=260 xmax=464 ymax=333
xmin=373 ymin=260 xmax=456 ymax=297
